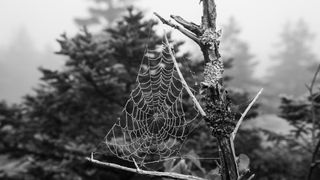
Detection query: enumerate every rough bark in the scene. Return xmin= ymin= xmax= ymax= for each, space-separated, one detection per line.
xmin=155 ymin=0 xmax=239 ymax=179
xmin=199 ymin=1 xmax=239 ymax=179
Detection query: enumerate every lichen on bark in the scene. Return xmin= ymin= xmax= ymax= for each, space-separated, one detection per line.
xmin=155 ymin=0 xmax=241 ymax=179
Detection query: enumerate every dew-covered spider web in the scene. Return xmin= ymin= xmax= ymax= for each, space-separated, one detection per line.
xmin=105 ymin=41 xmax=201 ymax=168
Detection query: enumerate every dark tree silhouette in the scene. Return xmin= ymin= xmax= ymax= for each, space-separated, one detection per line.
xmin=0 ymin=8 xmax=184 ymax=180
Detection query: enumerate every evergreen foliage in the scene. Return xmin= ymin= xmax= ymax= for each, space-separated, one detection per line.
xmin=0 ymin=7 xmax=261 ymax=179
xmin=259 ymin=66 xmax=320 ymax=180
xmin=1 ymin=5 xmax=314 ymax=180
xmin=0 ymin=8 xmax=181 ymax=180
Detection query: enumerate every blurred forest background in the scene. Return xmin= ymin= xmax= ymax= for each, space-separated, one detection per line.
xmin=1 ymin=0 xmax=320 ymax=179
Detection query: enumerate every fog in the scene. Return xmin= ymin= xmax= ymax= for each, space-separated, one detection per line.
xmin=0 ymin=0 xmax=320 ymax=103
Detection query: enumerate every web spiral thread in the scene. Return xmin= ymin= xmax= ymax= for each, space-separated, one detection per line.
xmin=105 ymin=42 xmax=201 ymax=167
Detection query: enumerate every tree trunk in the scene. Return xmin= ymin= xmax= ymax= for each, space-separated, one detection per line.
xmin=200 ymin=1 xmax=239 ymax=179
xmin=155 ymin=0 xmax=240 ymax=179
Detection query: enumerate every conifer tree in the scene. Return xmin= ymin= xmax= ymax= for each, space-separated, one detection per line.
xmin=221 ymin=18 xmax=258 ymax=91
xmin=277 ymin=67 xmax=320 ymax=180
xmin=0 ymin=8 xmax=184 ymax=180
xmin=1 ymin=6 xmax=262 ymax=180
xmin=267 ymin=20 xmax=318 ymax=97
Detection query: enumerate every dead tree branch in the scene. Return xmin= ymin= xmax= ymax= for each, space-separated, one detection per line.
xmin=232 ymin=88 xmax=263 ymax=140
xmin=86 ymin=157 xmax=205 ymax=180
xmin=155 ymin=0 xmax=251 ymax=179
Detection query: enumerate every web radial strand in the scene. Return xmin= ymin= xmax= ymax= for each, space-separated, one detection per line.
xmin=105 ymin=43 xmax=201 ymax=168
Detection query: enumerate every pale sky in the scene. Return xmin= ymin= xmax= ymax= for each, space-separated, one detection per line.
xmin=0 ymin=0 xmax=319 ymax=52
xmin=139 ymin=0 xmax=320 ymax=72
xmin=0 ymin=0 xmax=320 ymax=102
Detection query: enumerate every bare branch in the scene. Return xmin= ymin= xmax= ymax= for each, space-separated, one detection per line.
xmin=232 ymin=88 xmax=263 ymax=140
xmin=164 ymin=32 xmax=206 ymax=117
xmin=86 ymin=157 xmax=205 ymax=180
xmin=154 ymin=12 xmax=201 ymax=45
xmin=239 ymin=173 xmax=255 ymax=180
xmin=308 ymin=64 xmax=320 ymax=149
xmin=247 ymin=174 xmax=255 ymax=180
xmin=170 ymin=15 xmax=203 ymax=36
xmin=201 ymin=0 xmax=217 ymax=29
xmin=308 ymin=137 xmax=320 ymax=180
xmin=156 ymin=1 xmax=248 ymax=179
xmin=309 ymin=64 xmax=320 ymax=93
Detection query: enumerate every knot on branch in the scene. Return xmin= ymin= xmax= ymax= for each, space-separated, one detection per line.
xmin=201 ymin=85 xmax=237 ymax=137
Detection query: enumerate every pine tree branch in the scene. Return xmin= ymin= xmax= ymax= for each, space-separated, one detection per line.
xmin=154 ymin=12 xmax=201 ymax=45
xmin=232 ymin=88 xmax=263 ymax=140
xmin=86 ymin=157 xmax=205 ymax=180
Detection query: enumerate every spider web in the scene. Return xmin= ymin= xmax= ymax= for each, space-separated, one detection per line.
xmin=105 ymin=42 xmax=201 ymax=168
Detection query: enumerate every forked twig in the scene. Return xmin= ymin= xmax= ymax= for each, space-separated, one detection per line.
xmin=86 ymin=157 xmax=205 ymax=180
xmin=232 ymin=88 xmax=263 ymax=140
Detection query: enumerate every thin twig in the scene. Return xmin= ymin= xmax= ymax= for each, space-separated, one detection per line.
xmin=311 ymin=160 xmax=320 ymax=167
xmin=290 ymin=138 xmax=313 ymax=153
xmin=232 ymin=88 xmax=263 ymax=140
xmin=308 ymin=64 xmax=320 ymax=92
xmin=132 ymin=158 xmax=142 ymax=172
xmin=163 ymin=32 xmax=206 ymax=117
xmin=247 ymin=174 xmax=255 ymax=180
xmin=309 ymin=64 xmax=320 ymax=149
xmin=298 ymin=133 xmax=313 ymax=152
xmin=308 ymin=138 xmax=320 ymax=180
xmin=86 ymin=157 xmax=205 ymax=180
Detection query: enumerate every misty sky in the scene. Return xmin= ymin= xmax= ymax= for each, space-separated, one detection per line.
xmin=0 ymin=0 xmax=320 ymax=103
